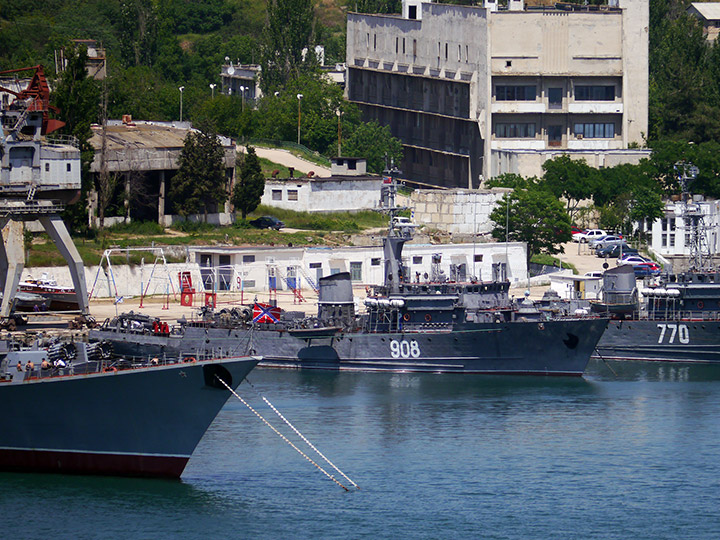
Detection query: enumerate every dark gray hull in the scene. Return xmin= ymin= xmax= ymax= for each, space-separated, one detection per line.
xmin=0 ymin=356 xmax=258 ymax=477
xmin=92 ymin=318 xmax=609 ymax=376
xmin=595 ymin=319 xmax=720 ymax=364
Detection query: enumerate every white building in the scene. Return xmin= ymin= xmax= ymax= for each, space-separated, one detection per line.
xmin=189 ymin=240 xmax=528 ymax=294
xmin=261 ymin=157 xmax=384 ymax=213
xmin=648 ymin=196 xmax=720 ymax=269
xmin=346 ymin=0 xmax=650 ymax=188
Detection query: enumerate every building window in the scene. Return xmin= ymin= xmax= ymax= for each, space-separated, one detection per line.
xmin=373 ymin=33 xmax=377 ymax=50
xmin=403 ymin=38 xmax=406 ymax=54
xmin=66 ymin=163 xmax=71 ymax=172
xmin=465 ymin=45 xmax=469 ymax=62
xmin=348 ymin=160 xmax=356 ymax=170
xmin=496 ymin=123 xmax=536 ymax=138
xmin=272 ymin=189 xmax=282 ymax=200
xmin=396 ymin=37 xmax=399 ymax=54
xmin=496 ymin=85 xmax=536 ymax=101
xmin=575 ymin=85 xmax=615 ymax=101
xmin=350 ymin=261 xmax=362 ymax=281
xmin=242 ymin=255 xmax=255 ymax=263
xmin=45 ymin=163 xmax=50 ymax=172
xmin=573 ymin=123 xmax=615 ymax=138
xmin=474 ymin=254 xmax=483 ymax=262
xmin=413 ymin=39 xmax=417 ymax=57
xmin=413 ymin=256 xmax=423 ymax=264
xmin=366 ymin=33 xmax=370 ymax=48
xmin=445 ymin=43 xmax=448 ymax=60
xmin=287 ymin=189 xmax=298 ymax=201
xmin=457 ymin=45 xmax=461 ymax=61
xmin=371 ymin=258 xmax=381 ymax=266
xmin=409 ymin=5 xmax=417 ymax=19
xmin=309 ymin=262 xmax=321 ymax=269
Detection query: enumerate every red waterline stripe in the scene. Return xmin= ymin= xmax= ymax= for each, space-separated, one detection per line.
xmin=0 ymin=448 xmax=189 ymax=478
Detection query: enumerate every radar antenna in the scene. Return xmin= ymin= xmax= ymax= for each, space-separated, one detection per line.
xmin=675 ymin=161 xmax=714 ymax=272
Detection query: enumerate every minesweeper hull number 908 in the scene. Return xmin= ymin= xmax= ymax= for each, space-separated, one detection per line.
xmin=390 ymin=339 xmax=421 ymax=358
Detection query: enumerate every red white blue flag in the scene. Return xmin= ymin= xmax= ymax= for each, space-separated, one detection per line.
xmin=383 ymin=175 xmax=392 ymax=184
xmin=253 ymin=302 xmax=281 ymax=324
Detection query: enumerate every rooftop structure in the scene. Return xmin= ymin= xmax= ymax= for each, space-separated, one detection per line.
xmin=346 ymin=0 xmax=649 ymax=188
xmin=687 ymin=2 xmax=720 ymax=41
xmin=87 ymin=118 xmax=236 ymax=226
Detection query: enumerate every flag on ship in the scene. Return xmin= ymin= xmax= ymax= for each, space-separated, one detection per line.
xmin=253 ymin=302 xmax=281 ymax=324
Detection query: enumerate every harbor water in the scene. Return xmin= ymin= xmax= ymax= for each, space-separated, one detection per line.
xmin=3 ymin=360 xmax=720 ymax=539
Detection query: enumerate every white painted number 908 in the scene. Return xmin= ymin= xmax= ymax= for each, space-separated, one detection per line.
xmin=390 ymin=339 xmax=421 ymax=358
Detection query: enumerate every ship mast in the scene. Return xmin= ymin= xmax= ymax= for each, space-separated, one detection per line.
xmin=675 ymin=161 xmax=714 ymax=272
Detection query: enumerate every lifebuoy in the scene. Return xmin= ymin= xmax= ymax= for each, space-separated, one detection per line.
xmin=697 ymin=301 xmax=704 ymax=309
xmin=403 ymin=313 xmax=411 ymax=322
xmin=424 ymin=314 xmax=432 ymax=322
xmin=103 ymin=366 xmax=117 ymax=373
xmin=184 ymin=356 xmax=197 ymax=363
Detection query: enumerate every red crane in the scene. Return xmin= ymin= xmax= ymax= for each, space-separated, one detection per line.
xmin=0 ymin=65 xmax=64 ymax=134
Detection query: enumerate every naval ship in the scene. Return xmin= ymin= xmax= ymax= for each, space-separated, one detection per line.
xmin=92 ymin=177 xmax=608 ymax=376
xmin=0 ymin=340 xmax=258 ymax=477
xmin=591 ymin=165 xmax=720 ymax=364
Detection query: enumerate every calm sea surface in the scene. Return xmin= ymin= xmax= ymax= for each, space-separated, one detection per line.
xmin=3 ymin=360 xmax=720 ymax=539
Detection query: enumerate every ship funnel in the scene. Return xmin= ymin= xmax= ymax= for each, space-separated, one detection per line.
xmin=318 ymin=272 xmax=355 ymax=324
xmin=383 ymin=236 xmax=406 ymax=293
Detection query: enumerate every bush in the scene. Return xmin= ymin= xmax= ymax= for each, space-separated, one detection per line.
xmin=107 ymin=221 xmax=166 ymax=236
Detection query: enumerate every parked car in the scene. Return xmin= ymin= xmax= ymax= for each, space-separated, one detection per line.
xmin=574 ymin=228 xmax=607 ymax=243
xmin=596 ymin=244 xmax=638 ymax=258
xmin=571 ymin=226 xmax=586 ymax=238
xmin=634 ymin=262 xmax=662 ymax=277
xmin=590 ymin=235 xmax=625 ymax=250
xmin=249 ymin=216 xmax=285 ymax=230
xmin=618 ymin=254 xmax=651 ymax=266
xmin=584 ymin=271 xmax=604 ymax=279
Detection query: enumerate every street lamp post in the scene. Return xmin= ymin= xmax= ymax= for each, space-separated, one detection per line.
xmin=336 ymin=109 xmax=342 ymax=157
xmin=209 ymin=83 xmax=216 ymax=98
xmin=296 ymin=94 xmax=303 ymax=145
xmin=178 ymin=86 xmax=184 ymax=122
xmin=240 ymin=85 xmax=246 ymax=111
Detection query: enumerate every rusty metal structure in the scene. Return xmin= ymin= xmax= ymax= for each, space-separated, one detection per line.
xmin=0 ymin=65 xmax=88 ymax=320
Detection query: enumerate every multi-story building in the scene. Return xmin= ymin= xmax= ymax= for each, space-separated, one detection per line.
xmin=346 ymin=0 xmax=649 ymax=188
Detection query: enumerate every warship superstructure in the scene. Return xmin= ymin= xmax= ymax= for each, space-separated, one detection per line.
xmin=93 ymin=175 xmax=608 ymax=376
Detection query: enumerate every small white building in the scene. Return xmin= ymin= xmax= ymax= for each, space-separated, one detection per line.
xmin=261 ymin=157 xmax=383 ymax=213
xmin=549 ymin=274 xmax=602 ymax=301
xmin=687 ymin=3 xmax=720 ymax=42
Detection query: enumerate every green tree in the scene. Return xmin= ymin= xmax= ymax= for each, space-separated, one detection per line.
xmin=51 ymin=43 xmax=101 ymax=233
xmin=119 ymin=0 xmax=158 ymax=67
xmin=540 ymin=155 xmax=599 ymax=220
xmin=489 ymin=188 xmax=571 ymax=264
xmin=232 ymin=146 xmax=266 ymax=219
xmin=260 ymin=0 xmax=315 ymax=91
xmin=342 ymin=121 xmax=403 ymax=174
xmin=486 ymin=173 xmax=539 ymax=190
xmin=630 ymin=185 xmax=665 ymax=242
xmin=169 ymin=122 xmax=228 ymax=221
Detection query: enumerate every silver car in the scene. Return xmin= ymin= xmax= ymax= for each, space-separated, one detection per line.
xmin=590 ymin=235 xmax=624 ymax=250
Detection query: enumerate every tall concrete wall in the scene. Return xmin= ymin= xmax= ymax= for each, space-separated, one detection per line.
xmin=410 ymin=188 xmax=510 ymax=235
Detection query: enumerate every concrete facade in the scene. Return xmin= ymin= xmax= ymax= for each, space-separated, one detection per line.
xmin=346 ymin=0 xmax=649 ymax=188
xmin=410 ymin=188 xmax=510 ymax=235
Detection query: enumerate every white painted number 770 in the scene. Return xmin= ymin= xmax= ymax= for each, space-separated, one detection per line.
xmin=657 ymin=323 xmax=690 ymax=344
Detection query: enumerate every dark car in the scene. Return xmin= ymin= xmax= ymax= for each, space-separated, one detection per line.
xmin=249 ymin=216 xmax=285 ymax=230
xmin=596 ymin=243 xmax=638 ymax=258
